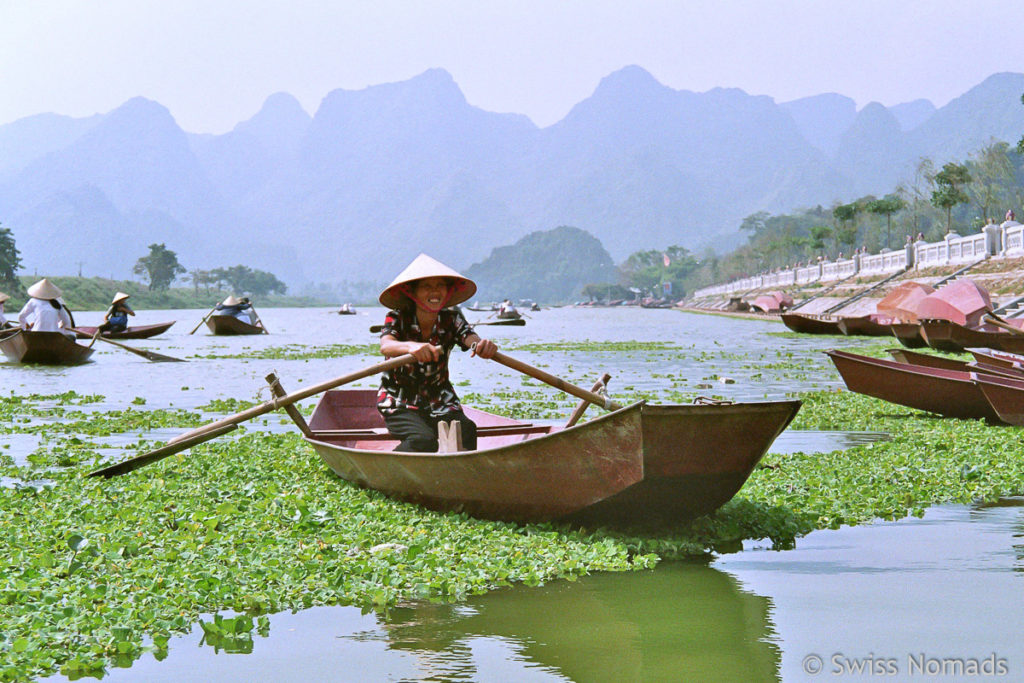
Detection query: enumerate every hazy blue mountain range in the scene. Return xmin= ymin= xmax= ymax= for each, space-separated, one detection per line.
xmin=1 ymin=67 xmax=1023 ymax=298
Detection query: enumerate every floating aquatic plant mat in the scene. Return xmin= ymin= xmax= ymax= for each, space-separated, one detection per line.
xmin=5 ymin=347 xmax=1024 ymax=678
xmin=190 ymin=342 xmax=378 ymax=361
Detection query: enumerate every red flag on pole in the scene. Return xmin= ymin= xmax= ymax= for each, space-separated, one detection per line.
xmin=663 ymin=252 xmax=670 ymax=267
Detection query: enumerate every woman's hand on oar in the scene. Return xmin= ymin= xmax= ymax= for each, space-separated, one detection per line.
xmin=88 ymin=353 xmax=418 ymax=478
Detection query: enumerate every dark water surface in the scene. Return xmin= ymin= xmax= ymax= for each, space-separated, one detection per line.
xmin=21 ymin=307 xmax=1016 ymax=681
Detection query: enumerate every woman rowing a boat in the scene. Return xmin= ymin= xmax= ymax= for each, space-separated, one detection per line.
xmin=377 ymin=253 xmax=497 ymax=452
xmin=17 ymin=278 xmax=76 ymax=339
xmin=98 ymin=291 xmax=135 ymax=333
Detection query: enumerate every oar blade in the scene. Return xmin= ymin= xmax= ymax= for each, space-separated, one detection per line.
xmin=88 ymin=424 xmax=238 ymax=478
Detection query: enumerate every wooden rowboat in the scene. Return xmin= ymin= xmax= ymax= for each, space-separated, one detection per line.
xmin=886 ymin=348 xmax=1024 ymax=378
xmin=836 ymin=314 xmax=895 ymax=337
xmin=919 ymin=319 xmax=1024 ymax=354
xmin=0 ymin=329 xmax=94 ymax=364
xmin=206 ymin=315 xmax=264 ymax=335
xmin=966 ymin=348 xmax=1024 ymax=372
xmin=889 ymin=322 xmax=926 ymax=348
xmin=972 ymin=373 xmax=1024 ymax=426
xmin=304 ymin=389 xmax=800 ymax=524
xmin=780 ymin=313 xmax=843 ymax=335
xmin=825 ymin=349 xmax=1002 ymax=422
xmin=72 ymin=321 xmax=175 ymax=340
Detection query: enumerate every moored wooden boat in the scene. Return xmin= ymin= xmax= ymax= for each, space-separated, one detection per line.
xmin=886 ymin=348 xmax=1024 ymax=378
xmin=836 ymin=314 xmax=894 ymax=336
xmin=919 ymin=318 xmax=1024 ymax=354
xmin=825 ymin=349 xmax=1002 ymax=421
xmin=0 ymin=329 xmax=94 ymax=364
xmin=72 ymin=321 xmax=175 ymax=340
xmin=206 ymin=315 xmax=264 ymax=335
xmin=780 ymin=313 xmax=843 ymax=335
xmin=890 ymin=322 xmax=926 ymax=348
xmin=304 ymin=389 xmax=800 ymax=524
xmin=972 ymin=373 xmax=1024 ymax=426
xmin=966 ymin=348 xmax=1024 ymax=372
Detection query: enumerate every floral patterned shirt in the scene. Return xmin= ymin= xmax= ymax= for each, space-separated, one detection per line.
xmin=377 ymin=307 xmax=475 ymax=417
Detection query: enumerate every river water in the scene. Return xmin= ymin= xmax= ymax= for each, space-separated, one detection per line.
xmin=19 ymin=307 xmax=1023 ymax=682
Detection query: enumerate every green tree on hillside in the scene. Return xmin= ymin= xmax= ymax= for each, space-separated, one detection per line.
xmin=133 ymin=243 xmax=186 ymax=291
xmin=211 ymin=265 xmax=287 ymax=297
xmin=931 ymin=162 xmax=972 ymax=234
xmin=867 ymin=195 xmax=906 ymax=248
xmin=832 ymin=203 xmax=859 ymax=254
xmin=968 ymin=142 xmax=1015 ymax=224
xmin=0 ymin=223 xmax=22 ymax=286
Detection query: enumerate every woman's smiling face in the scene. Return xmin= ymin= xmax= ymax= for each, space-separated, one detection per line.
xmin=413 ymin=277 xmax=450 ymax=312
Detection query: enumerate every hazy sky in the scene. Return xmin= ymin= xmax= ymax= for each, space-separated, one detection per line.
xmin=3 ymin=0 xmax=1024 ymax=133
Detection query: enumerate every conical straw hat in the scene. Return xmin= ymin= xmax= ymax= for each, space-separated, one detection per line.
xmin=111 ymin=291 xmax=131 ymax=304
xmin=27 ymin=278 xmax=62 ymax=300
xmin=378 ymin=254 xmax=476 ymax=309
xmin=222 ymin=295 xmax=242 ymax=306
xmin=0 ymin=292 xmax=8 ymax=304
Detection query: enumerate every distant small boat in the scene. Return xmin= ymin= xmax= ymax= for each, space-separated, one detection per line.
xmin=337 ymin=304 xmax=356 ymax=315
xmin=72 ymin=321 xmax=175 ymax=340
xmin=206 ymin=315 xmax=264 ymax=335
xmin=0 ymin=329 xmax=94 ymax=364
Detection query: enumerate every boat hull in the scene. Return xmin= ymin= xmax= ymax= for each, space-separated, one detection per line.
xmin=973 ymin=374 xmax=1024 ymax=426
xmin=826 ymin=349 xmax=1002 ymax=421
xmin=304 ymin=389 xmax=800 ymax=524
xmin=780 ymin=313 xmax=842 ymax=335
xmin=206 ymin=315 xmax=263 ymax=335
xmin=0 ymin=330 xmax=94 ymax=364
xmin=836 ymin=315 xmax=893 ymax=336
xmin=889 ymin=322 xmax=926 ymax=348
xmin=919 ymin=319 xmax=1024 ymax=354
xmin=73 ymin=321 xmax=175 ymax=340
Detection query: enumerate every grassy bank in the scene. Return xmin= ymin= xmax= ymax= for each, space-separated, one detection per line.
xmin=3 ymin=365 xmax=1024 ymax=679
xmin=2 ymin=276 xmax=327 ymax=312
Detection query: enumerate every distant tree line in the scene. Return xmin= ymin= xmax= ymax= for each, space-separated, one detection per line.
xmin=130 ymin=243 xmax=287 ymax=296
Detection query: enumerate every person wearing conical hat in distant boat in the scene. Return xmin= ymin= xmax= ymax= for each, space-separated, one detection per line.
xmin=98 ymin=291 xmax=135 ymax=333
xmin=18 ymin=278 xmax=76 ymax=339
xmin=0 ymin=292 xmax=10 ymax=329
xmin=215 ymin=295 xmax=259 ymax=326
xmin=377 ymin=254 xmax=497 ymax=452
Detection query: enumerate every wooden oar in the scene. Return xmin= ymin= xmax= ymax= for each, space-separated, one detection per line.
xmin=93 ymin=335 xmax=186 ymax=362
xmin=565 ymin=373 xmax=612 ymax=428
xmin=487 ymin=350 xmax=623 ymax=412
xmin=248 ymin=304 xmax=270 ymax=334
xmin=985 ymin=312 xmax=1024 ymax=336
xmin=87 ymin=353 xmax=418 ymax=478
xmin=189 ymin=304 xmax=219 ymax=334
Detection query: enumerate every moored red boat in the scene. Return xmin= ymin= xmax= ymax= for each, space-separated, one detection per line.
xmin=72 ymin=321 xmax=175 ymax=340
xmin=886 ymin=348 xmax=1024 ymax=378
xmin=825 ymin=349 xmax=1003 ymax=422
xmin=889 ymin=322 xmax=926 ymax=348
xmin=919 ymin=318 xmax=1024 ymax=354
xmin=0 ymin=329 xmax=94 ymax=364
xmin=304 ymin=389 xmax=800 ymax=524
xmin=836 ymin=314 xmax=895 ymax=336
xmin=966 ymin=348 xmax=1024 ymax=372
xmin=206 ymin=315 xmax=264 ymax=335
xmin=972 ymin=373 xmax=1024 ymax=426
xmin=780 ymin=313 xmax=843 ymax=335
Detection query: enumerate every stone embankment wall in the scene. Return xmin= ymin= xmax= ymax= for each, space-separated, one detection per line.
xmin=686 ymin=220 xmax=1024 ymax=317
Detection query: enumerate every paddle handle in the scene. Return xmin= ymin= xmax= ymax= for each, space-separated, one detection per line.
xmin=565 ymin=374 xmax=611 ymax=428
xmin=985 ymin=313 xmax=1024 ymax=336
xmin=249 ymin=305 xmax=270 ymax=334
xmin=189 ymin=304 xmax=219 ymax=334
xmin=489 ymin=350 xmax=623 ymax=411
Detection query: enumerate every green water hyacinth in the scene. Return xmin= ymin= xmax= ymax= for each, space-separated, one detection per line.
xmin=4 ymin=369 xmax=1024 ymax=680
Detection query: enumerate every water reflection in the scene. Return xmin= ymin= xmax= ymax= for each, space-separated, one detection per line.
xmin=377 ymin=563 xmax=780 ymax=682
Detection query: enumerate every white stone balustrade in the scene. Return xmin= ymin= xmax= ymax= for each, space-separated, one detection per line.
xmin=691 ymin=220 xmax=1022 ymax=300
